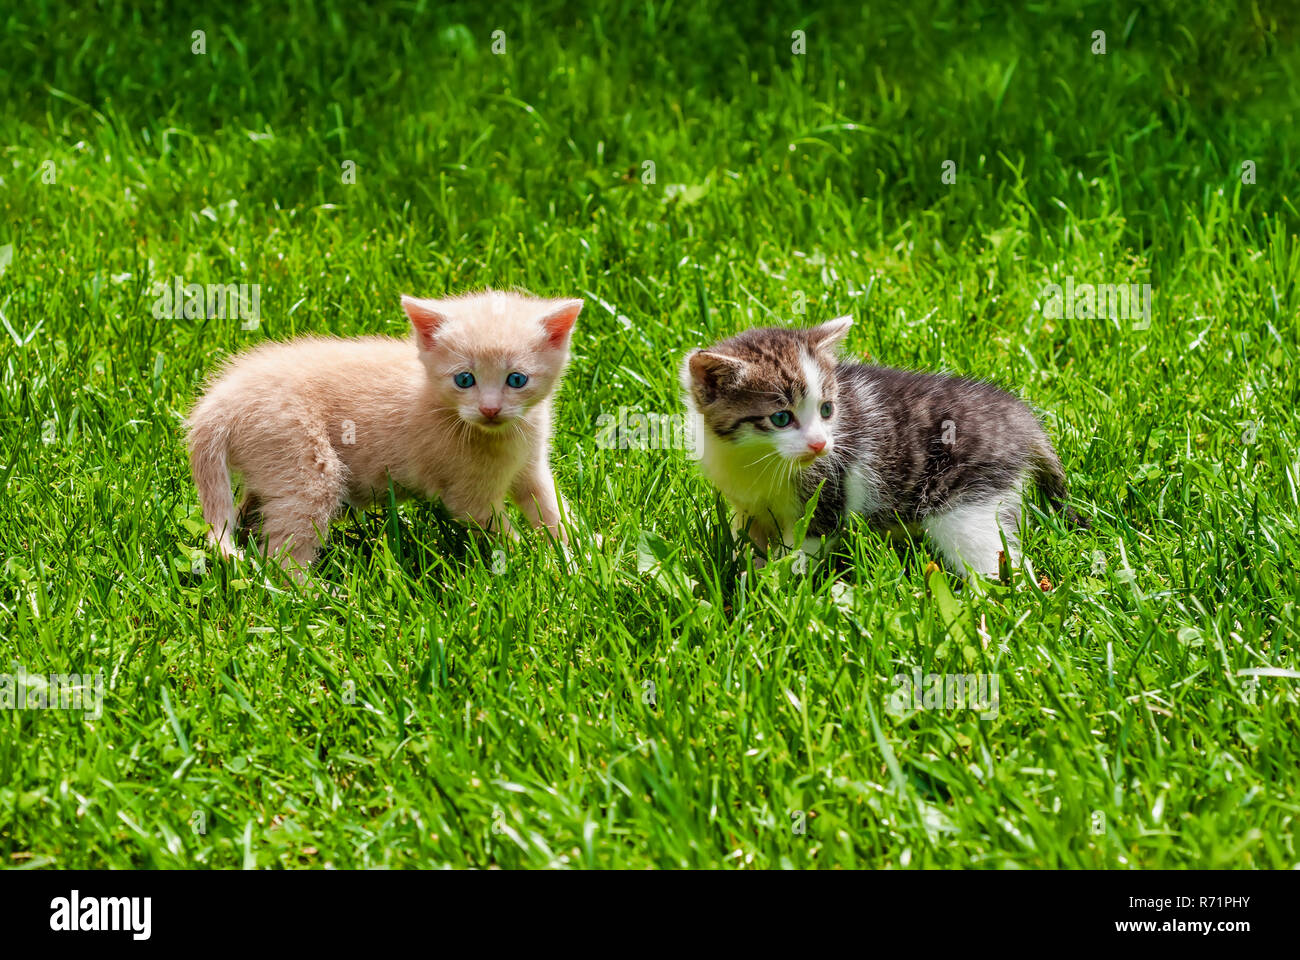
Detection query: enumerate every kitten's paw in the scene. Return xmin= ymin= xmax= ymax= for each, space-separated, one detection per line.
xmin=554 ymin=531 xmax=603 ymax=568
xmin=210 ymin=534 xmax=245 ymax=563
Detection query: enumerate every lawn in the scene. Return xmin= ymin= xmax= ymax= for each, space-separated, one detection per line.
xmin=1 ymin=0 xmax=1298 ymax=868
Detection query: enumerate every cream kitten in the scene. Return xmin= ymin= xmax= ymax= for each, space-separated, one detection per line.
xmin=186 ymin=290 xmax=582 ymax=573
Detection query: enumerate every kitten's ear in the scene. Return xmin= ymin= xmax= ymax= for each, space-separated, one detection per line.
xmin=540 ymin=299 xmax=584 ymax=349
xmin=683 ymin=349 xmax=746 ymax=401
xmin=402 ymin=296 xmax=449 ymax=351
xmin=808 ymin=315 xmax=854 ymax=352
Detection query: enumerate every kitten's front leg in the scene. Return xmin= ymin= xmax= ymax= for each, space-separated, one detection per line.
xmin=800 ymin=533 xmax=835 ymax=562
xmin=510 ymin=464 xmax=568 ymax=543
xmin=447 ymin=496 xmax=514 ymax=540
xmin=732 ymin=513 xmax=772 ymax=563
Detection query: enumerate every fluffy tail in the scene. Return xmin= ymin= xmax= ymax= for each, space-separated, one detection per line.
xmin=1031 ymin=441 xmax=1090 ymax=529
xmin=186 ymin=408 xmax=242 ymax=559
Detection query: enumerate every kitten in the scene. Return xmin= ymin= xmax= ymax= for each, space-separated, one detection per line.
xmin=681 ymin=318 xmax=1086 ymax=577
xmin=186 ymin=290 xmax=582 ymax=573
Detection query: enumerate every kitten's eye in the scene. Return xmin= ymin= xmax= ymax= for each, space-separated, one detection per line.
xmin=454 ymin=372 xmax=476 ymax=388
xmin=820 ymin=401 xmax=834 ymax=419
xmin=769 ymin=411 xmax=793 ymax=428
xmin=506 ymin=372 xmax=529 ymax=388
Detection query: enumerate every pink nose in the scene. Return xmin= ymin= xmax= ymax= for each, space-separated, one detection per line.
xmin=479 ymin=406 xmax=501 ymax=419
xmin=807 ymin=439 xmax=826 ymax=453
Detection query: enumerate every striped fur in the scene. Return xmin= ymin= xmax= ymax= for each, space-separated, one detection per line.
xmin=681 ymin=318 xmax=1085 ymax=577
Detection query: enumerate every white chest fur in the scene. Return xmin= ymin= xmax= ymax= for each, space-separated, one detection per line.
xmin=698 ymin=432 xmax=803 ymax=539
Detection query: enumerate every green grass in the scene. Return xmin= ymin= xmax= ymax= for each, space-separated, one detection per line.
xmin=1 ymin=0 xmax=1299 ymax=868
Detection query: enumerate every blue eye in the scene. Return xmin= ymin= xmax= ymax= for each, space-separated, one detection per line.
xmin=506 ymin=372 xmax=528 ymax=388
xmin=770 ymin=411 xmax=793 ymax=428
xmin=821 ymin=402 xmax=834 ymax=418
xmin=454 ymin=372 xmax=475 ymax=388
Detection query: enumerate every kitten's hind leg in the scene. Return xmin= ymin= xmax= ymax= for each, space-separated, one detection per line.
xmin=922 ymin=495 xmax=1021 ymax=579
xmin=260 ymin=494 xmax=340 ymax=577
xmin=257 ymin=440 xmax=346 ymax=579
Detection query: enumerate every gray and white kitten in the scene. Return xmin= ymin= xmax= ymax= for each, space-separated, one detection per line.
xmin=681 ymin=317 xmax=1085 ymax=577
